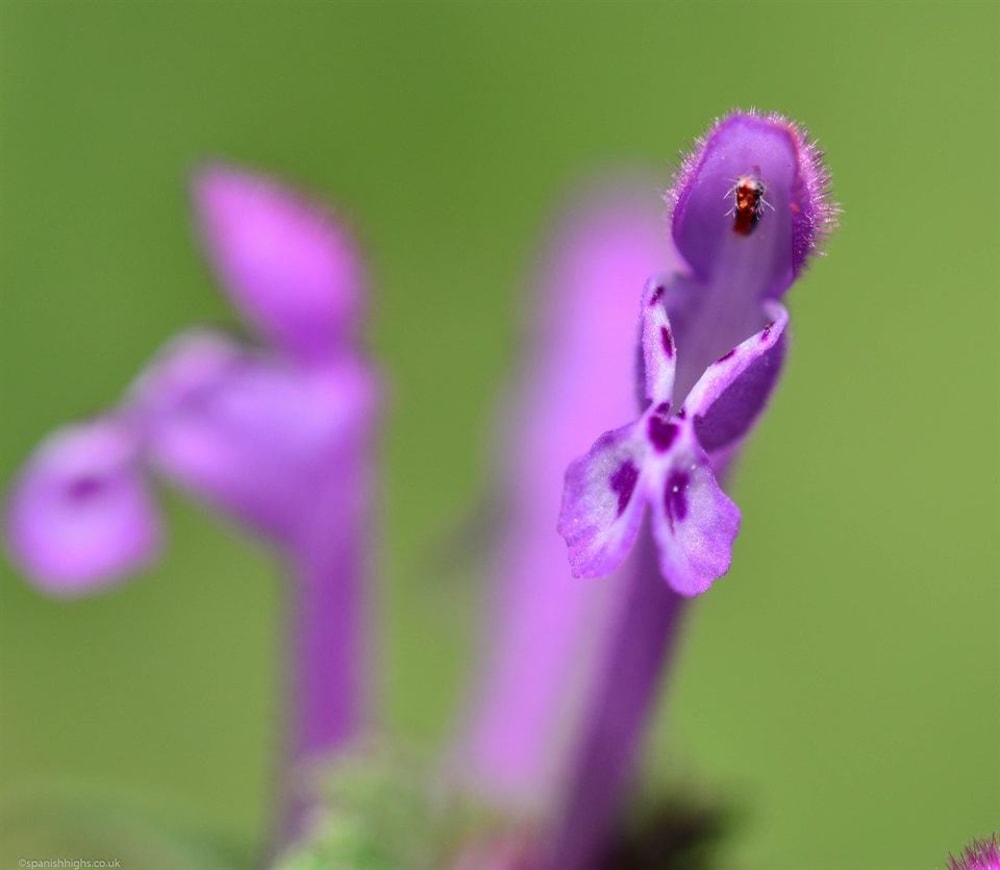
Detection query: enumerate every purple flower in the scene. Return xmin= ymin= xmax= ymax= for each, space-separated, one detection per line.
xmin=559 ymin=110 xmax=834 ymax=594
xmin=7 ymin=165 xmax=374 ymax=580
xmin=949 ymin=835 xmax=1000 ymax=870
xmin=4 ymin=165 xmax=377 ymax=853
xmin=546 ymin=111 xmax=836 ymax=870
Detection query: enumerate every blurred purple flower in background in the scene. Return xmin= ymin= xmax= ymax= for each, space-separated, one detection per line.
xmin=453 ymin=183 xmax=679 ymax=820
xmin=5 ymin=165 xmax=377 ymax=852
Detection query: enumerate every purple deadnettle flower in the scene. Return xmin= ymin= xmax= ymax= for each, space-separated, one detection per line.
xmin=184 ymin=174 xmax=377 ymax=848
xmin=4 ymin=165 xmax=377 ymax=854
xmin=949 ymin=835 xmax=1000 ymax=870
xmin=560 ymin=110 xmax=833 ymax=595
xmin=547 ymin=111 xmax=836 ymax=870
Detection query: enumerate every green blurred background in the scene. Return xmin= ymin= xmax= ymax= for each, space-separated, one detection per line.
xmin=1 ymin=1 xmax=997 ymax=868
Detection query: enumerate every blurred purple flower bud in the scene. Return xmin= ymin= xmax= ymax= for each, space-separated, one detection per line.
xmin=194 ymin=164 xmax=365 ymax=362
xmin=455 ymin=182 xmax=680 ymax=813
xmin=949 ymin=835 xmax=1000 ymax=870
xmin=6 ymin=419 xmax=161 ymax=595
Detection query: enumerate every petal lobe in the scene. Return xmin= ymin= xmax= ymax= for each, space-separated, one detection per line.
xmin=558 ymin=424 xmax=648 ymax=579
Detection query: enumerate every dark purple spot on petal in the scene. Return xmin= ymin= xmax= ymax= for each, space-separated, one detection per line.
xmin=664 ymin=470 xmax=690 ymax=532
xmin=677 ymin=407 xmax=687 ymax=420
xmin=660 ymin=326 xmax=674 ymax=359
xmin=609 ymin=461 xmax=640 ymax=517
xmin=65 ymin=476 xmax=107 ymax=502
xmin=715 ymin=349 xmax=736 ymax=364
xmin=648 ymin=285 xmax=664 ymax=306
xmin=655 ymin=401 xmax=671 ymax=415
xmin=647 ymin=416 xmax=679 ymax=453
xmin=761 ymin=322 xmax=775 ymax=341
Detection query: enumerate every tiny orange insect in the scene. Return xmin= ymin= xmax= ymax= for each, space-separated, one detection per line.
xmin=726 ymin=169 xmax=772 ymax=236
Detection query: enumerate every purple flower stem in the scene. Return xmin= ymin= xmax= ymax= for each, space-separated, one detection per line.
xmin=271 ymin=486 xmax=370 ymax=855
xmin=545 ymin=529 xmax=687 ymax=870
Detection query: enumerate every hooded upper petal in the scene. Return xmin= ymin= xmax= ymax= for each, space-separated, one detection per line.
xmin=5 ymin=419 xmax=161 ymax=594
xmin=193 ymin=165 xmax=365 ymax=362
xmin=660 ymin=111 xmax=835 ymax=396
xmin=669 ymin=111 xmax=836 ymax=291
xmin=130 ymin=330 xmax=376 ymax=544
